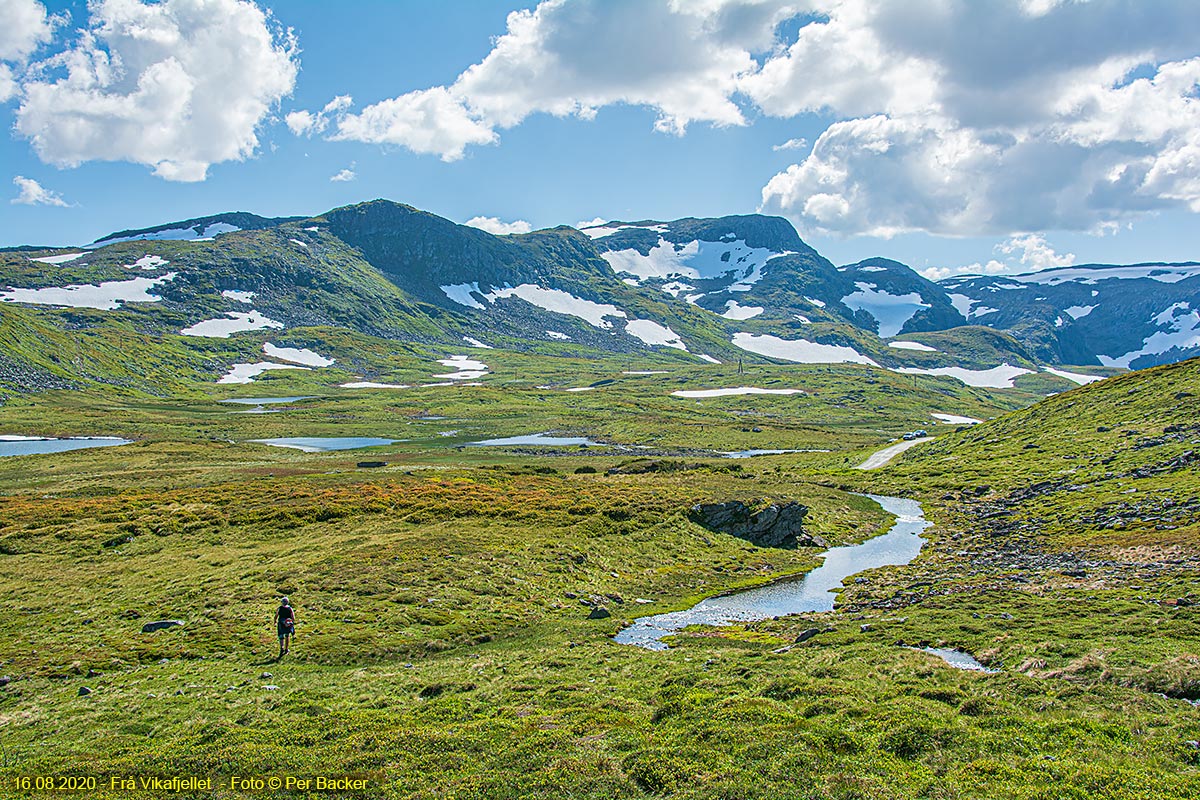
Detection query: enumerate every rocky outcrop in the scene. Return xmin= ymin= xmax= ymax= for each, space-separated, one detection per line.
xmin=688 ymin=501 xmax=821 ymax=549
xmin=607 ymin=459 xmax=700 ymax=475
xmin=141 ymin=620 xmax=184 ymax=633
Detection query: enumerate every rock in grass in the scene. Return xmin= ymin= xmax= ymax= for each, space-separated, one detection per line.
xmin=587 ymin=606 xmax=611 ymax=620
xmin=689 ymin=501 xmax=821 ymax=549
xmin=78 ymin=686 xmax=92 ymax=696
xmin=141 ymin=620 xmax=184 ymax=633
xmin=795 ymin=628 xmax=821 ymax=643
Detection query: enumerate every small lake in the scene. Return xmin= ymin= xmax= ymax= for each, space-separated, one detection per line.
xmin=220 ymin=396 xmax=315 ymax=405
xmin=249 ymin=437 xmax=399 ymax=452
xmin=615 ymin=494 xmax=931 ymax=650
xmin=466 ymin=433 xmax=606 ymax=447
xmin=0 ymin=436 xmax=131 ymax=458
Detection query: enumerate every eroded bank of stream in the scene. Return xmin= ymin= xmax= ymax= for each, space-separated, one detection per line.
xmin=615 ymin=494 xmax=932 ymax=651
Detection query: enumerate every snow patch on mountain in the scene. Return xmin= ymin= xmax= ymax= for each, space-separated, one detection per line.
xmin=441 ymin=282 xmax=485 ymax=309
xmin=97 ymin=222 xmax=240 ymax=247
xmin=625 ymin=319 xmax=687 ymax=350
xmin=263 ymin=343 xmax=334 ymax=367
xmin=732 ymin=332 xmax=879 ymax=366
xmin=341 ymin=381 xmax=410 ymax=389
xmin=947 ymin=294 xmax=975 ymax=318
xmin=580 ymin=225 xmax=623 ymax=239
xmin=722 ymin=301 xmax=764 ymax=320
xmin=1098 ymin=303 xmax=1200 ymax=368
xmin=580 ymin=223 xmax=669 ymax=239
xmin=892 ymin=364 xmax=1032 ymax=388
xmin=1064 ymin=305 xmax=1096 ymax=319
xmin=546 ymin=331 xmax=570 ymax=341
xmin=841 ymin=282 xmax=930 ymax=337
xmin=218 ymin=362 xmax=308 ymax=384
xmin=1154 ymin=302 xmax=1192 ymax=325
xmin=31 ymin=252 xmax=86 ymax=264
xmin=1043 ymin=367 xmax=1105 ymax=385
xmin=947 ymin=293 xmax=1000 ymax=319
xmin=696 ymin=354 xmax=721 ymax=364
xmin=1013 ymin=263 xmax=1200 ymax=286
xmin=434 ymin=355 xmax=489 ymax=380
xmin=1 ymin=273 xmax=177 ymax=310
xmin=601 ymin=237 xmax=787 ymax=292
xmin=222 ymin=290 xmax=256 ymax=303
xmin=128 ymin=255 xmax=169 ymax=270
xmin=181 ymin=311 xmax=284 ymax=338
xmin=483 ymin=285 xmax=627 ymax=328
xmin=672 ymin=387 xmax=804 ymax=398
xmin=463 ymin=336 xmax=493 ymax=349
xmin=888 ymin=341 xmax=937 ymax=352
xmin=660 ymin=281 xmax=696 ymax=298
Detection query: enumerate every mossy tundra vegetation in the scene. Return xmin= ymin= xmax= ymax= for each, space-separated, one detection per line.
xmin=0 ymin=343 xmax=1196 ymax=800
xmin=0 ymin=214 xmax=1195 ymax=797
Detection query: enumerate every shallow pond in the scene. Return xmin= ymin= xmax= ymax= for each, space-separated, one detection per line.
xmin=249 ymin=437 xmax=399 ymax=452
xmin=720 ymin=448 xmax=830 ymax=458
xmin=466 ymin=433 xmax=606 ymax=447
xmin=0 ymin=436 xmax=131 ymax=457
xmin=220 ymin=396 xmax=315 ymax=405
xmin=615 ymin=494 xmax=930 ymax=650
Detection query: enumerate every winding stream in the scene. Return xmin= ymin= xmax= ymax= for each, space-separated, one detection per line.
xmin=615 ymin=494 xmax=931 ymax=650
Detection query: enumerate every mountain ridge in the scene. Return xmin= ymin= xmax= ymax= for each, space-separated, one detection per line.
xmin=1 ymin=198 xmax=1195 ymax=394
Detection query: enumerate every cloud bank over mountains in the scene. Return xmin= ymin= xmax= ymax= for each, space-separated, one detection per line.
xmin=299 ymin=0 xmax=1200 ymax=239
xmin=3 ymin=0 xmax=1200 ymax=244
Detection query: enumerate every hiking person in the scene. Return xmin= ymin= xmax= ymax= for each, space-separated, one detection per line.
xmin=274 ymin=597 xmax=295 ymax=659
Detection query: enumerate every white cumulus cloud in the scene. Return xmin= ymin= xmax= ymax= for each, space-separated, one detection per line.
xmin=14 ymin=0 xmax=298 ymax=181
xmin=772 ymin=137 xmax=808 ymax=151
xmin=0 ymin=66 xmax=16 ymax=103
xmin=921 ymin=234 xmax=1074 ymax=280
xmin=757 ymin=0 xmax=1200 ymax=236
xmin=464 ymin=216 xmax=533 ymax=235
xmin=0 ymin=0 xmax=57 ymax=102
xmin=997 ymin=234 xmax=1075 ymax=272
xmin=286 ymin=94 xmax=351 ymax=136
xmin=330 ymin=166 xmax=356 ymax=182
xmin=0 ymin=0 xmax=55 ymax=62
xmin=11 ymin=175 xmax=69 ymax=206
xmin=277 ymin=0 xmax=1200 ymax=238
xmin=920 ymin=260 xmax=1007 ymax=281
xmin=320 ymin=0 xmax=792 ymax=159
xmin=330 ymin=86 xmax=497 ymax=161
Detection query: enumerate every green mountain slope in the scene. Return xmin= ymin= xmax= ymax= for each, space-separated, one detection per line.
xmin=6 ymin=199 xmax=1194 ymax=402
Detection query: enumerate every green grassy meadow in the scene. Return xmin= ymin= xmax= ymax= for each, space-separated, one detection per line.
xmin=0 ymin=350 xmax=1197 ymax=799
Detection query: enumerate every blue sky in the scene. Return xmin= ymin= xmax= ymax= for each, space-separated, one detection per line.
xmin=3 ymin=0 xmax=1200 ymax=279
